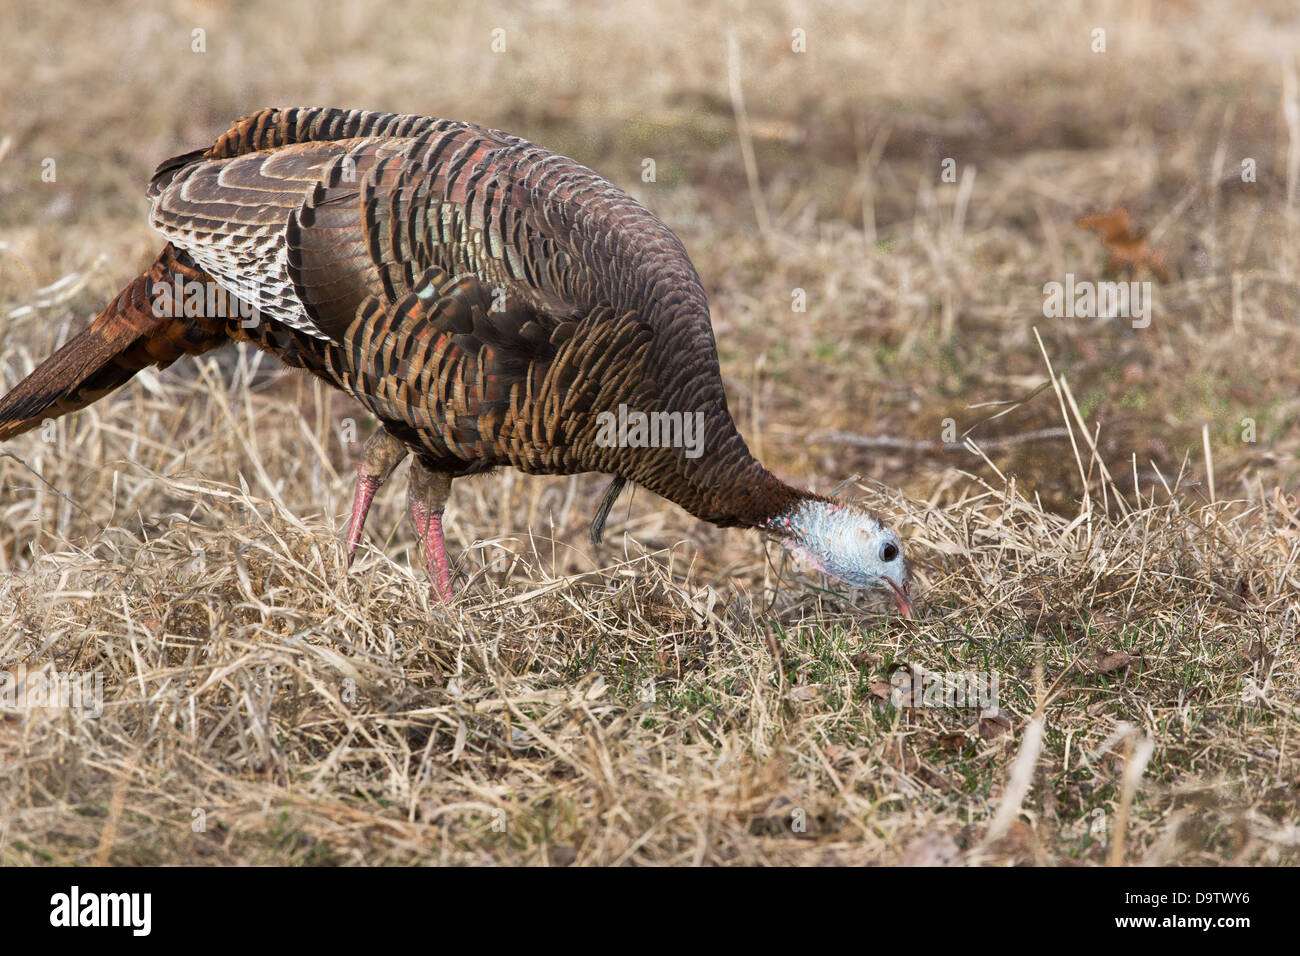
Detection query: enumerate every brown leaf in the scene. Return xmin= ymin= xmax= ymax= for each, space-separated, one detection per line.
xmin=881 ymin=663 xmax=923 ymax=707
xmin=1093 ymin=650 xmax=1134 ymax=674
xmin=868 ymin=681 xmax=897 ymax=703
xmin=978 ymin=712 xmax=1013 ymax=739
xmin=851 ymin=649 xmax=882 ymax=668
xmin=985 ymin=820 xmax=1035 ymax=863
xmin=1241 ymin=640 xmax=1271 ymax=665
xmin=789 ymin=683 xmax=824 ymax=703
xmin=938 ymin=732 xmax=972 ymax=753
xmin=1077 ymin=205 xmax=1172 ymax=282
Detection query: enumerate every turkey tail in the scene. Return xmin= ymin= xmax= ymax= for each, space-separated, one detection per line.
xmin=0 ymin=244 xmax=228 ymax=441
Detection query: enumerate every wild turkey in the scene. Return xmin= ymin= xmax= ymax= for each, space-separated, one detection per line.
xmin=0 ymin=107 xmax=911 ymax=614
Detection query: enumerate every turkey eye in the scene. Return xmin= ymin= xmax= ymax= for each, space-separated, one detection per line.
xmin=880 ymin=543 xmax=898 ymax=562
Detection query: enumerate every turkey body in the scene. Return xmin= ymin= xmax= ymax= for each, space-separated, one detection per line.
xmin=0 ymin=107 xmax=912 ymax=612
xmin=150 ymin=107 xmax=795 ymax=520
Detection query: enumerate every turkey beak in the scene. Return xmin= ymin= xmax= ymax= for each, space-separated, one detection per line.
xmin=888 ymin=579 xmax=912 ymax=619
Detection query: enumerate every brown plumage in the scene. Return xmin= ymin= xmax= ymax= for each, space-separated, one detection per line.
xmin=0 ymin=107 xmax=912 ymax=612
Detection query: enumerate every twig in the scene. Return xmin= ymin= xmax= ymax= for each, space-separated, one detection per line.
xmin=726 ymin=30 xmax=771 ymax=238
xmin=1202 ymin=424 xmax=1216 ymax=506
xmin=792 ymin=427 xmax=1069 ymax=453
xmin=1059 ymin=375 xmax=1132 ymax=517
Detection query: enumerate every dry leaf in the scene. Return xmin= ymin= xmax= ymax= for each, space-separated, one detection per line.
xmin=938 ymin=732 xmax=972 ymax=753
xmin=1093 ymin=650 xmax=1134 ymax=674
xmin=790 ymin=683 xmax=824 ymax=703
xmin=1077 ymin=205 xmax=1172 ymax=282
xmin=584 ymin=675 xmax=608 ymax=701
xmin=851 ymin=649 xmax=883 ymax=668
xmin=985 ymin=819 xmax=1034 ymax=863
xmin=979 ymin=712 xmax=1013 ymax=739
xmin=868 ymin=681 xmax=897 ymax=703
xmin=882 ymin=663 xmax=922 ymax=707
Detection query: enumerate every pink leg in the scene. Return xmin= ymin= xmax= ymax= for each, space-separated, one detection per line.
xmin=345 ymin=468 xmax=383 ymax=568
xmin=409 ymin=498 xmax=453 ymax=601
xmin=344 ymin=429 xmax=408 ymax=568
xmin=408 ymin=462 xmax=455 ymax=601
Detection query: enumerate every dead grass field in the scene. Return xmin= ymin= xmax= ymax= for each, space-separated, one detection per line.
xmin=1 ymin=0 xmax=1298 ymax=865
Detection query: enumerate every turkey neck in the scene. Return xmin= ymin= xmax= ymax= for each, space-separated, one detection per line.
xmin=583 ymin=288 xmax=819 ymax=531
xmin=594 ymin=413 xmax=814 ymax=530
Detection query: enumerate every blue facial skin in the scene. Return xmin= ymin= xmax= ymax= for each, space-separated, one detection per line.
xmin=766 ymin=499 xmax=911 ymax=616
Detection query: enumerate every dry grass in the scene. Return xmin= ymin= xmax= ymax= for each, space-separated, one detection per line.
xmin=1 ymin=0 xmax=1298 ymax=865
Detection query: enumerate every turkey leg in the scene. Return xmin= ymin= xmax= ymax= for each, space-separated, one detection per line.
xmin=408 ymin=461 xmax=455 ymax=601
xmin=345 ymin=428 xmax=409 ymax=567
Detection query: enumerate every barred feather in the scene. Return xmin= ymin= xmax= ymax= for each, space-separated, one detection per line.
xmin=2 ymin=107 xmax=813 ymax=530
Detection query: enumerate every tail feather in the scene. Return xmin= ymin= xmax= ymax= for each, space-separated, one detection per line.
xmin=0 ymin=245 xmax=229 ymax=441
